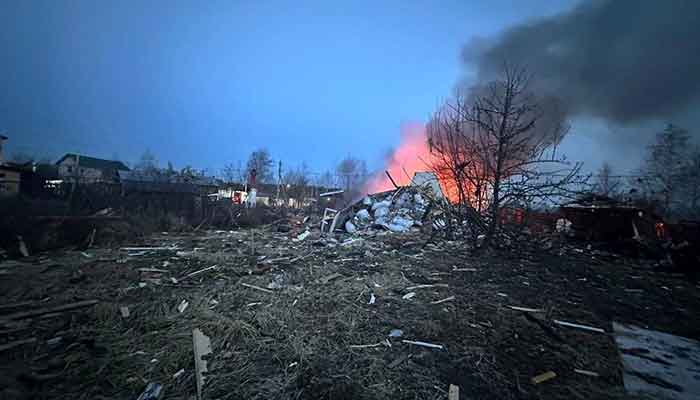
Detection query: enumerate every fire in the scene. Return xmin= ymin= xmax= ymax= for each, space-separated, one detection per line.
xmin=365 ymin=123 xmax=433 ymax=193
xmin=361 ymin=123 xmax=456 ymax=203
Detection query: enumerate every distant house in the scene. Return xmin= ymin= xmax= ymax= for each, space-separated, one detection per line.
xmin=56 ymin=154 xmax=130 ymax=183
xmin=0 ymin=164 xmax=22 ymax=196
xmin=0 ymin=135 xmax=21 ymax=196
xmin=118 ymin=170 xmax=219 ymax=195
xmin=560 ymin=194 xmax=664 ymax=242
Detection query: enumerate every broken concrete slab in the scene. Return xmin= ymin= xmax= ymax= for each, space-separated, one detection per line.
xmin=613 ymin=322 xmax=700 ymax=400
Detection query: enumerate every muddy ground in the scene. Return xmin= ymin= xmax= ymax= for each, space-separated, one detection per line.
xmin=1 ymin=222 xmax=699 ymax=400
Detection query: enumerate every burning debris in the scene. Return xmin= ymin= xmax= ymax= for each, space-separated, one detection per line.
xmin=331 ymin=172 xmax=446 ymax=235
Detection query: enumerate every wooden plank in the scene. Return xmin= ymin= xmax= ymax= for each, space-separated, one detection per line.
xmin=507 ymin=305 xmax=543 ymax=313
xmin=448 ymin=384 xmax=459 ymax=400
xmin=405 ymin=284 xmax=448 ymax=290
xmin=0 ymin=300 xmax=98 ymax=322
xmin=531 ymin=371 xmax=557 ymax=384
xmin=553 ymin=320 xmax=605 ymax=334
xmin=574 ymin=368 xmax=599 ymax=377
xmin=178 ymin=265 xmax=218 ymax=282
xmin=431 ymin=296 xmax=455 ymax=305
xmin=240 ymin=282 xmax=274 ymax=293
xmin=193 ymin=328 xmax=212 ymax=400
xmin=402 ymin=340 xmax=444 ymax=350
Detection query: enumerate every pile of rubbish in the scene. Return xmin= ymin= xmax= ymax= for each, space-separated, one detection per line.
xmin=342 ymin=187 xmax=434 ymax=233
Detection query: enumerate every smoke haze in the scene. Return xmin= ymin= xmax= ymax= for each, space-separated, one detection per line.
xmin=463 ymin=0 xmax=700 ymax=129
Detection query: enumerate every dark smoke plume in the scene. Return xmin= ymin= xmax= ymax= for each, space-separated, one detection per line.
xmin=464 ymin=0 xmax=700 ymax=125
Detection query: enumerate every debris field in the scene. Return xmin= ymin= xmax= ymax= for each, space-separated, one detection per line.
xmin=2 ymin=215 xmax=700 ymax=400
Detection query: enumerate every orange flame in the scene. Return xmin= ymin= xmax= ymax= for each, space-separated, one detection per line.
xmin=364 ymin=123 xmax=476 ymax=204
xmin=365 ymin=123 xmax=433 ymax=193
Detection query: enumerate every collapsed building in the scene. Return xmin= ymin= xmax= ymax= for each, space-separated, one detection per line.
xmin=322 ymin=172 xmax=445 ymax=235
xmin=560 ymin=194 xmax=665 ymax=243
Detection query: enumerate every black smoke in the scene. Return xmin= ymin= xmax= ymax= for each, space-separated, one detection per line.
xmin=464 ymin=0 xmax=700 ymax=126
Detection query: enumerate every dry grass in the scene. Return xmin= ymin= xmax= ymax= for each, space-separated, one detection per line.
xmin=2 ymin=226 xmax=698 ymax=399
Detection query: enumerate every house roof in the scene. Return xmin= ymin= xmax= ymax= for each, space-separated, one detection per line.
xmin=118 ymin=170 xmax=218 ymax=186
xmin=0 ymin=163 xmax=24 ymax=173
xmin=56 ymin=154 xmax=130 ymax=171
xmin=34 ymin=163 xmax=60 ymax=179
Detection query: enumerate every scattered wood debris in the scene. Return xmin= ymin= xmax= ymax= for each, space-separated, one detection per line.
xmin=574 ymin=368 xmax=599 ymax=377
xmin=138 ymin=268 xmax=170 ymax=274
xmin=193 ymin=328 xmax=212 ymax=400
xmin=553 ymin=320 xmax=606 ymax=334
xmin=507 ymin=305 xmax=543 ymax=313
xmin=430 ymin=296 xmax=455 ymax=305
xmin=240 ymin=282 xmax=274 ymax=293
xmin=405 ymin=283 xmax=449 ymax=290
xmin=452 ymin=267 xmax=477 ymax=272
xmin=178 ymin=265 xmax=218 ymax=282
xmin=0 ymin=299 xmax=98 ymax=323
xmin=531 ymin=371 xmax=557 ymax=384
xmin=448 ymin=384 xmax=460 ymax=400
xmin=350 ymin=340 xmax=390 ymax=349
xmin=18 ymin=236 xmax=30 ymax=257
xmin=402 ymin=340 xmax=444 ymax=350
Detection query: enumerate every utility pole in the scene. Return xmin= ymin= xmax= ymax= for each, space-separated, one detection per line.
xmin=276 ymin=160 xmax=282 ymax=205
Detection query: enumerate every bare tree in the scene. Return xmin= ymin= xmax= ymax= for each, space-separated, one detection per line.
xmin=133 ymin=149 xmax=160 ymax=177
xmin=283 ymin=163 xmax=311 ymax=207
xmin=222 ymin=162 xmax=244 ymax=184
xmin=317 ymin=170 xmax=338 ymax=190
xmin=429 ymin=65 xmax=584 ymax=244
xmin=594 ymin=162 xmax=620 ymax=197
xmin=245 ymin=148 xmax=274 ymax=184
xmin=679 ymin=148 xmax=700 ymax=218
xmin=336 ymin=156 xmax=368 ymax=200
xmin=639 ymin=124 xmax=691 ymax=215
xmin=428 ymin=95 xmax=491 ymax=214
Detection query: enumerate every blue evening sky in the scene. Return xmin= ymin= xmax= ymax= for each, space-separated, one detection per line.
xmin=2 ymin=0 xmax=620 ymax=176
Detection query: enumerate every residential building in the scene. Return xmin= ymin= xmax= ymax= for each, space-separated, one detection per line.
xmin=0 ymin=164 xmax=21 ymax=196
xmin=56 ymin=153 xmax=130 ymax=183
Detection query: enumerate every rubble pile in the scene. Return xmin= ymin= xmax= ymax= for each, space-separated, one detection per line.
xmin=342 ymin=187 xmax=434 ymax=234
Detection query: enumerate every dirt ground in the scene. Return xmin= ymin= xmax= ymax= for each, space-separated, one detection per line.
xmin=1 ymin=222 xmax=699 ymax=400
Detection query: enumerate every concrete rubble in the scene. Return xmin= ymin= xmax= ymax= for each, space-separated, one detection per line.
xmin=336 ymin=185 xmax=439 ymax=235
